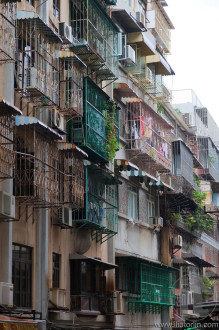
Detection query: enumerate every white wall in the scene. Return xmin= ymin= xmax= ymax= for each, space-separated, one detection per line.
xmin=115 ymin=218 xmax=159 ymax=261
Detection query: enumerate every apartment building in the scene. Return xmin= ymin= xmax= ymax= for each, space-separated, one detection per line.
xmin=0 ymin=0 xmax=219 ymax=330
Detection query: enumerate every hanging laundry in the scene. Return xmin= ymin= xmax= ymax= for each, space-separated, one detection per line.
xmin=162 ymin=143 xmax=168 ymax=157
xmin=141 ymin=116 xmax=145 ymax=136
xmin=145 ymin=118 xmax=149 ymax=138
xmin=134 ymin=121 xmax=139 ymax=139
xmin=148 ymin=117 xmax=152 ymax=139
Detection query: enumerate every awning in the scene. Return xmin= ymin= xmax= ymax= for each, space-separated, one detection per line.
xmin=116 ymin=255 xmax=177 ymax=271
xmin=0 ymin=98 xmax=22 ymax=116
xmin=114 ymin=159 xmax=172 ymax=190
xmin=0 ymin=316 xmax=40 ymax=330
xmin=127 ymin=31 xmax=156 ymax=56
xmin=69 ymin=253 xmax=118 ymax=270
xmin=57 ymin=50 xmax=87 ymax=67
xmin=204 ymin=204 xmax=219 ymax=214
xmin=163 ymin=191 xmax=197 ymax=210
xmin=87 ymin=163 xmax=121 ymax=185
xmin=147 ymin=51 xmax=174 ymax=75
xmin=15 ymin=116 xmax=63 ymax=141
xmin=17 ymin=11 xmax=62 ymax=43
xmin=211 ymin=181 xmax=219 ymax=193
xmin=172 ymin=257 xmax=195 ymax=267
xmin=114 ymin=159 xmax=139 ymax=171
xmin=182 ymin=253 xmax=215 ymax=268
xmin=112 ymin=9 xmax=143 ymax=33
xmin=58 ymin=142 xmax=88 ymax=158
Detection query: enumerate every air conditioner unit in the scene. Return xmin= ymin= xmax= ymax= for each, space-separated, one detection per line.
xmin=123 ymin=45 xmax=136 ymax=64
xmin=187 ymin=291 xmax=194 ymax=305
xmin=0 ymin=191 xmax=15 ymax=219
xmin=173 ymin=235 xmax=182 ymax=249
xmin=106 ymin=291 xmax=123 ymax=314
xmin=149 ymin=216 xmax=163 ymax=227
xmin=147 ymin=70 xmax=154 ymax=85
xmin=49 ymin=288 xmax=66 ymax=309
xmin=59 ymin=22 xmax=73 ymax=43
xmin=136 ymin=11 xmax=145 ymax=26
xmin=49 ymin=109 xmax=64 ymax=131
xmin=0 ymin=282 xmax=13 ymax=306
xmin=183 ymin=113 xmax=193 ymax=126
xmin=26 ymin=67 xmax=37 ymax=88
xmin=56 ymin=207 xmax=72 ymax=227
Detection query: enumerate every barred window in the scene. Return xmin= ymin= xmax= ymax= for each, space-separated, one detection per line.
xmin=12 ymin=244 xmax=32 ymax=308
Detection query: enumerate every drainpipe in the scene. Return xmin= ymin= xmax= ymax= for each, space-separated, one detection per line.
xmin=0 ymin=57 xmax=15 ymax=284
xmin=36 ymin=208 xmax=49 ymax=320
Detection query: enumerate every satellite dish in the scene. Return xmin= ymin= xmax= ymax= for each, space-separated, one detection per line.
xmin=74 ymin=228 xmax=92 ymax=254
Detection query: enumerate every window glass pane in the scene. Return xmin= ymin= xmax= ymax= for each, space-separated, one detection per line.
xmin=12 ymin=244 xmax=32 ymax=308
xmin=133 ymin=194 xmax=137 ymax=219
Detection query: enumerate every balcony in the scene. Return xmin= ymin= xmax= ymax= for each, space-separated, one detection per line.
xmin=15 ymin=47 xmax=60 ymax=106
xmin=70 ymin=0 xmax=119 ymax=81
xmin=126 ymin=99 xmax=172 ymax=173
xmin=198 ymin=137 xmax=219 ymax=181
xmin=70 ymin=255 xmax=118 ymax=314
xmin=172 ymin=140 xmax=194 ymax=187
xmin=72 ymin=165 xmax=118 ymax=243
xmin=127 ymin=56 xmax=172 ymax=102
xmin=147 ymin=1 xmax=174 ymax=54
xmin=0 ymin=3 xmax=16 ymax=62
xmin=67 ymin=77 xmax=119 ymax=163
xmin=116 ymin=257 xmax=175 ymax=313
xmin=58 ymin=143 xmax=86 ymax=208
xmin=14 ymin=117 xmax=63 ymax=206
xmin=59 ymin=52 xmax=85 ymax=117
xmin=15 ymin=10 xmax=61 ymax=106
xmin=127 ymin=31 xmax=156 ymax=56
xmin=0 ymin=99 xmax=22 ymax=179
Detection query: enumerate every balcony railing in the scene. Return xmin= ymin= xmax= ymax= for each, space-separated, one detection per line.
xmin=59 ymin=54 xmax=84 ymax=117
xmin=0 ymin=116 xmax=14 ymax=179
xmin=0 ymin=3 xmax=16 ymax=62
xmin=59 ymin=148 xmax=85 ymax=208
xmin=127 ymin=65 xmax=155 ymax=90
xmin=67 ymin=77 xmax=119 ymax=163
xmin=14 ymin=118 xmax=62 ymax=206
xmin=15 ymin=46 xmax=59 ymax=106
xmin=116 ymin=257 xmax=175 ymax=313
xmin=70 ymin=0 xmax=119 ymax=80
xmin=172 ymin=140 xmax=194 ymax=187
xmin=71 ymin=294 xmax=100 ymax=313
xmin=126 ymin=100 xmax=172 ymax=172
xmin=198 ymin=137 xmax=219 ymax=181
xmin=147 ymin=1 xmax=173 ymax=54
xmin=72 ymin=165 xmax=118 ymax=243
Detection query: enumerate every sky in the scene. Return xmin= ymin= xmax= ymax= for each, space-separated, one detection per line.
xmin=164 ymin=0 xmax=219 ymax=126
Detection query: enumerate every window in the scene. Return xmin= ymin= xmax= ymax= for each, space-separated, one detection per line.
xmin=52 ymin=253 xmax=60 ymax=288
xmin=70 ymin=260 xmax=102 ymax=312
xmin=12 ymin=244 xmax=32 ymax=308
xmin=137 ymin=0 xmax=146 ymax=14
xmin=27 ymin=0 xmax=34 ymax=6
xmin=53 ymin=0 xmax=60 ymax=20
xmin=128 ymin=185 xmax=138 ymax=219
xmin=146 ymin=194 xmax=155 ymax=223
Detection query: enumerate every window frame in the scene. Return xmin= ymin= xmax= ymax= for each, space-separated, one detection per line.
xmin=12 ymin=243 xmax=32 ymax=308
xmin=53 ymin=0 xmax=60 ymax=20
xmin=128 ymin=184 xmax=138 ymax=220
xmin=52 ymin=253 xmax=60 ymax=288
xmin=146 ymin=193 xmax=155 ymax=224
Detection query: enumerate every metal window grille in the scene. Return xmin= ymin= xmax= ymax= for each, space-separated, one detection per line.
xmin=52 ymin=253 xmax=60 ymax=288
